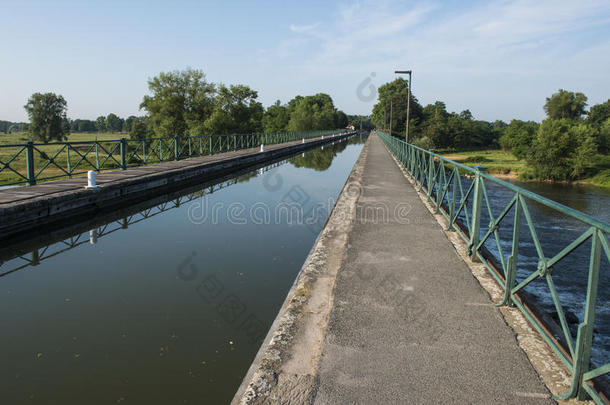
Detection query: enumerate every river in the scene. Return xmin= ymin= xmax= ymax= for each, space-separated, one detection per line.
xmin=0 ymin=135 xmax=366 ymax=404
xmin=459 ymin=176 xmax=610 ymax=371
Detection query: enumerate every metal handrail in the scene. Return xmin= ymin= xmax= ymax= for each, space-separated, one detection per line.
xmin=377 ymin=130 xmax=610 ymax=404
xmin=0 ymin=129 xmax=348 ymax=186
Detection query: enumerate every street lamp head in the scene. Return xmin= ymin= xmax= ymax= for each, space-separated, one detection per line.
xmin=395 ymin=70 xmax=411 ymax=74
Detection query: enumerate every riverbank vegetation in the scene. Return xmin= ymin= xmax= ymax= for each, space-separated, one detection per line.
xmin=371 ymin=80 xmax=610 ymax=187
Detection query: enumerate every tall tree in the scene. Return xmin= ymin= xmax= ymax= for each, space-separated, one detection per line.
xmin=23 ymin=92 xmax=70 ymax=142
xmin=544 ymin=89 xmax=588 ymax=120
xmin=334 ymin=110 xmax=348 ymax=128
xmin=202 ymin=84 xmax=263 ymax=134
xmin=106 ymin=113 xmax=123 ymax=132
xmin=498 ymin=120 xmax=539 ymax=159
xmin=287 ymin=93 xmax=337 ymax=131
xmin=587 ymin=99 xmax=610 ymax=127
xmin=140 ymin=68 xmax=215 ymax=138
xmin=370 ymin=78 xmax=423 ymax=137
xmin=528 ymin=119 xmax=596 ymax=180
xmin=123 ymin=115 xmax=137 ymax=133
xmin=95 ymin=116 xmax=106 ymax=132
xmin=262 ymin=100 xmax=290 ymax=132
xmin=130 ymin=118 xmax=149 ymax=140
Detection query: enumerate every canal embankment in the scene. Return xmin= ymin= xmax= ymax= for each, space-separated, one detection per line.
xmin=234 ymin=134 xmax=580 ymax=404
xmin=232 ymin=131 xmax=368 ymax=404
xmin=0 ymin=133 xmax=353 ymax=240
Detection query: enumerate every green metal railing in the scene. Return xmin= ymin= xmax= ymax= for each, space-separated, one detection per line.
xmin=377 ymin=130 xmax=610 ymax=403
xmin=0 ymin=129 xmax=348 ymax=186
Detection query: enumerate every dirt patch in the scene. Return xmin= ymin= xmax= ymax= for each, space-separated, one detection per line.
xmin=487 ymin=169 xmax=518 ymax=180
xmin=442 ymin=154 xmax=468 ymax=161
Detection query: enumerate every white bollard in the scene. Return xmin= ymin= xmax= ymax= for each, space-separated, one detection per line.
xmin=302 ymin=138 xmax=305 ymax=144
xmin=302 ymin=152 xmax=305 ymax=157
xmin=86 ymin=170 xmax=98 ymax=189
xmin=260 ymin=144 xmax=264 ymax=152
xmin=89 ymin=228 xmax=98 ymax=244
xmin=322 ymin=135 xmax=324 ymax=139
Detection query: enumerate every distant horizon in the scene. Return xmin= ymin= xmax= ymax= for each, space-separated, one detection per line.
xmin=1 ymin=0 xmax=609 ymax=124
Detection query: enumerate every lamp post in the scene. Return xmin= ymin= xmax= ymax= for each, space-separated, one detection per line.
xmin=384 ymin=105 xmax=387 ymax=131
xmin=389 ymin=97 xmax=393 ymax=136
xmin=395 ymin=70 xmax=412 ymax=143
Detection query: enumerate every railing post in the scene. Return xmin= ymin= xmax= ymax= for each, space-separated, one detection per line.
xmin=468 ymin=165 xmax=486 ymax=260
xmin=435 ymin=164 xmax=443 ymax=214
xmin=31 ymin=249 xmax=40 ymax=265
xmin=427 ymin=149 xmax=435 ymax=199
xmin=26 ymin=141 xmax=36 ymax=186
xmin=67 ymin=144 xmax=72 ymax=177
xmin=446 ymin=168 xmax=458 ymax=232
xmin=410 ymin=146 xmax=415 ymax=174
xmin=234 ymin=134 xmax=237 ymax=151
xmin=418 ymin=151 xmax=425 ymax=192
xmin=209 ymin=135 xmax=213 ymax=156
xmin=95 ymin=142 xmax=100 ymax=170
xmin=120 ymin=138 xmax=127 ymax=170
xmin=498 ymin=193 xmax=521 ymax=306
xmin=578 ymin=228 xmax=602 ymax=400
xmin=174 ymin=136 xmax=180 ymax=161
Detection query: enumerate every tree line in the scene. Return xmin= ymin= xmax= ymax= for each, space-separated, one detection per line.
xmin=371 ymin=79 xmax=610 ymax=181
xmin=17 ymin=68 xmax=350 ymax=144
xmin=0 ymin=120 xmax=28 ymax=133
xmin=499 ymin=90 xmax=609 ymax=180
xmin=70 ymin=114 xmax=140 ymax=133
xmin=371 ymin=78 xmax=502 ymax=150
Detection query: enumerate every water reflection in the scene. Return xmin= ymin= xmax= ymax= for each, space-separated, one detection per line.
xmin=289 ymin=138 xmax=349 ymax=171
xmin=0 ymin=160 xmax=289 ymax=279
xmin=0 ymin=137 xmax=366 ymax=404
xmin=0 ymin=138 xmax=366 ymax=278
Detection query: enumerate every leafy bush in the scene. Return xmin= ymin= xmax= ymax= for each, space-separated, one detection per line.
xmin=413 ymin=136 xmax=433 ymax=150
xmin=528 ymin=119 xmax=596 ymax=180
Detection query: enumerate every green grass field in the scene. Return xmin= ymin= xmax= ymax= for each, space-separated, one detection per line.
xmin=0 ymin=131 xmax=123 ymax=146
xmin=441 ymin=148 xmax=610 ymax=188
xmin=441 ymin=149 xmax=527 ymax=178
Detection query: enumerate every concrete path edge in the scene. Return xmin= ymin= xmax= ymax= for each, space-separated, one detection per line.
xmin=231 ymin=135 xmax=369 ymax=405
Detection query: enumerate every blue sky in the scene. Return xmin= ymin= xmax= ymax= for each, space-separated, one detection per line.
xmin=1 ymin=0 xmax=609 ymax=123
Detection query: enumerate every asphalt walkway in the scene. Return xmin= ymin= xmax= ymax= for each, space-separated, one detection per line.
xmin=313 ymin=135 xmax=553 ymax=404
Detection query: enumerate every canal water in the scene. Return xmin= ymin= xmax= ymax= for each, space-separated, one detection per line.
xmin=0 ymin=136 xmax=366 ymax=404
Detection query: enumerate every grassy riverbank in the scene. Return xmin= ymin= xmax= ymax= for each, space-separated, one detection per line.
xmin=0 ymin=131 xmax=122 ymax=145
xmin=0 ymin=132 xmax=127 ymax=185
xmin=441 ymin=149 xmax=610 ymax=188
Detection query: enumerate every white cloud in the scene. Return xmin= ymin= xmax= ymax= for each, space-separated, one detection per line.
xmin=289 ymin=22 xmax=321 ymax=34
xmin=277 ymin=0 xmax=610 ymax=121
